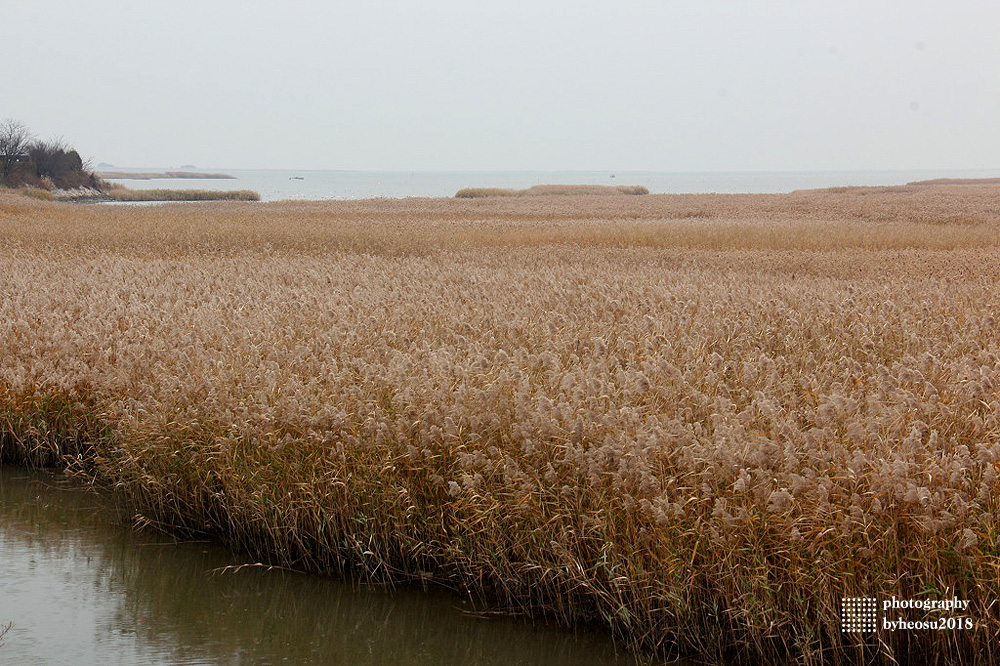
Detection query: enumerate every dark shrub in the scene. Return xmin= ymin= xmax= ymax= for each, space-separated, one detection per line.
xmin=29 ymin=139 xmax=87 ymax=187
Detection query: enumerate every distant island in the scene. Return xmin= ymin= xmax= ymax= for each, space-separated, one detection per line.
xmin=97 ymin=171 xmax=236 ymax=180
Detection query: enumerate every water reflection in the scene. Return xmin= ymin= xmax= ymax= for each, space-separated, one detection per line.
xmin=0 ymin=466 xmax=647 ymax=665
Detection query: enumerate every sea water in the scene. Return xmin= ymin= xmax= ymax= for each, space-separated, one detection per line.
xmin=102 ymin=168 xmax=1000 ymax=202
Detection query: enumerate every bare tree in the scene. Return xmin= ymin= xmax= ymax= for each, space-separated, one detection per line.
xmin=0 ymin=119 xmax=34 ymax=178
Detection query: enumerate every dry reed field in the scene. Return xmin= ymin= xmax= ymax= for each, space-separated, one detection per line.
xmin=454 ymin=184 xmax=650 ymax=197
xmin=103 ymin=185 xmax=261 ymax=202
xmin=2 ymin=183 xmax=1000 ymax=663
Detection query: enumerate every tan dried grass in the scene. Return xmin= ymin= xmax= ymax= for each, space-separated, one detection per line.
xmin=455 ymin=184 xmax=649 ymax=198
xmin=107 ymin=187 xmax=260 ymax=202
xmin=2 ymin=184 xmax=1000 ymax=663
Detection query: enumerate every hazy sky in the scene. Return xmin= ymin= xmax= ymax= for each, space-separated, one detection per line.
xmin=2 ymin=1 xmax=998 ymax=171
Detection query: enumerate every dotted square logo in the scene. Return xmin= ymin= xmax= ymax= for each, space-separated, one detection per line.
xmin=841 ymin=597 xmax=878 ymax=633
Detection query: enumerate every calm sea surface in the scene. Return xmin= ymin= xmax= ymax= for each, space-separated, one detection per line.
xmin=104 ymin=168 xmax=1000 ymax=202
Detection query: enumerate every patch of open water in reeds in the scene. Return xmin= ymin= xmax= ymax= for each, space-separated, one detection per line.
xmin=0 ymin=466 xmax=651 ymax=665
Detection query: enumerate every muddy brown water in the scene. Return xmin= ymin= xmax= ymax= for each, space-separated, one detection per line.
xmin=0 ymin=465 xmax=655 ymax=665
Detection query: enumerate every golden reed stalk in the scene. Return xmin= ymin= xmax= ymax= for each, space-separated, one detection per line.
xmin=2 ymin=183 xmax=1000 ymax=663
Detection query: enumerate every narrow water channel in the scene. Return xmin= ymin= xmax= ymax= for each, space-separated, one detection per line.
xmin=0 ymin=466 xmax=649 ymax=665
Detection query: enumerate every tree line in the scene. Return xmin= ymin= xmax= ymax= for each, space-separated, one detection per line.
xmin=0 ymin=119 xmax=101 ymax=190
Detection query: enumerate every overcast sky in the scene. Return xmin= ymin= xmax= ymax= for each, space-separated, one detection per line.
xmin=2 ymin=1 xmax=998 ymax=172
